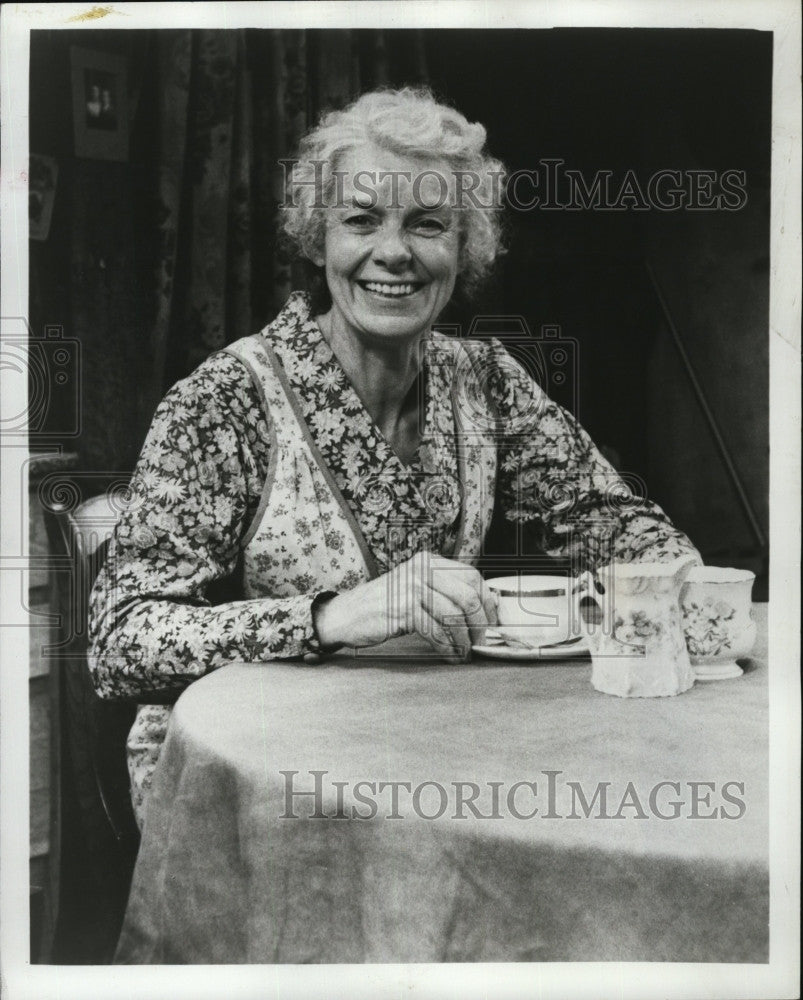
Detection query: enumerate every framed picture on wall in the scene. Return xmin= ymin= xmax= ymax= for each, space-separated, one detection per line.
xmin=70 ymin=46 xmax=129 ymax=161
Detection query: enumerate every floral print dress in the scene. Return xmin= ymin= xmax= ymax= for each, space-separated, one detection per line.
xmin=88 ymin=291 xmax=699 ymax=827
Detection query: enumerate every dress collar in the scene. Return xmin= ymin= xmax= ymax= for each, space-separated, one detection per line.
xmin=260 ymin=292 xmax=463 ymax=570
xmin=267 ymin=290 xmax=449 ymax=475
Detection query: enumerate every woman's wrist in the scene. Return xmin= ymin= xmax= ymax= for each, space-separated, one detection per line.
xmin=311 ymin=591 xmax=343 ymax=651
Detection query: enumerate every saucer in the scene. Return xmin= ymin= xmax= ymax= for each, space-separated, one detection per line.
xmin=472 ymin=633 xmax=589 ymax=662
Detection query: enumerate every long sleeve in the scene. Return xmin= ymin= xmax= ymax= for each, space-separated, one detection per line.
xmin=486 ymin=339 xmax=701 ymax=570
xmin=88 ymin=352 xmax=324 ymax=701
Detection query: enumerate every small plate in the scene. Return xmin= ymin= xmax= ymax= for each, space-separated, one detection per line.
xmin=472 ymin=634 xmax=589 ymax=661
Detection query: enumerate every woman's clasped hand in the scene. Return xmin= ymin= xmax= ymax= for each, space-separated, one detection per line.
xmin=313 ymin=553 xmax=499 ymax=658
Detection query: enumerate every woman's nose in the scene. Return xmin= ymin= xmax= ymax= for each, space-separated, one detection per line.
xmin=372 ymin=223 xmax=412 ymax=268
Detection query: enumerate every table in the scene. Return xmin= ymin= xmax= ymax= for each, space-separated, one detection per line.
xmin=115 ymin=606 xmax=769 ymax=964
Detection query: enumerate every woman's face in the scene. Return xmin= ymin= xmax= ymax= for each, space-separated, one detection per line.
xmin=315 ymin=144 xmax=461 ymax=345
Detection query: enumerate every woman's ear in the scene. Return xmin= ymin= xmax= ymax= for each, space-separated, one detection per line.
xmin=308 ymin=236 xmax=326 ymax=269
xmin=301 ymin=259 xmax=331 ymax=314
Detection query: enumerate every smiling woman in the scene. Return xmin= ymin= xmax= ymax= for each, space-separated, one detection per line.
xmin=88 ymin=86 xmax=700 ymax=829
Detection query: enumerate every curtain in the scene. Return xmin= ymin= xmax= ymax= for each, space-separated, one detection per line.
xmin=144 ymin=28 xmax=428 ymax=434
xmin=63 ymin=29 xmax=427 ymax=471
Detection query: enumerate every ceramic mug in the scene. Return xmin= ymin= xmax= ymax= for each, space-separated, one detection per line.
xmin=680 ymin=566 xmax=756 ymax=680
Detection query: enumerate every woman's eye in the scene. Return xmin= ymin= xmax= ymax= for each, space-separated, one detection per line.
xmin=411 ymin=217 xmax=446 ymax=235
xmin=343 ymin=214 xmax=376 ymax=228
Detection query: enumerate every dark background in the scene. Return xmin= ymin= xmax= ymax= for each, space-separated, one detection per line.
xmin=29 ymin=28 xmax=771 ymax=589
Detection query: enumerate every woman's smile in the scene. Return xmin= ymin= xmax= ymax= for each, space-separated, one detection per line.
xmin=355 ymin=279 xmax=426 ymax=299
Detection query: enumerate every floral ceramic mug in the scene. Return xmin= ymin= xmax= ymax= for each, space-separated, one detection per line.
xmin=679 ymin=566 xmax=756 ymax=680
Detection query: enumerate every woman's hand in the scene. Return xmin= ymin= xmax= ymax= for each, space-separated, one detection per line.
xmin=313 ymin=553 xmax=498 ymax=659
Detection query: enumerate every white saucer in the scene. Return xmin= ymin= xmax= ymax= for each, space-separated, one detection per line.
xmin=472 ymin=633 xmax=589 ymax=661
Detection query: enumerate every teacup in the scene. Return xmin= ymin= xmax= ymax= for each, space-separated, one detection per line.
xmin=487 ymin=575 xmax=574 ymax=648
xmin=680 ymin=566 xmax=756 ymax=679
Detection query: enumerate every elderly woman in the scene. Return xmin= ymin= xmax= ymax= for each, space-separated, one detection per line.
xmin=89 ymin=87 xmax=699 ymax=827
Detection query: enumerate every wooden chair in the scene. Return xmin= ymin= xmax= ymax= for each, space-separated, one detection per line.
xmin=42 ymin=477 xmax=141 ymax=963
xmin=40 ymin=469 xmax=244 ymax=962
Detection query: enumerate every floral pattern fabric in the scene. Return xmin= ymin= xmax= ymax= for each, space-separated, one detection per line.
xmin=261 ymin=294 xmax=502 ymax=573
xmin=227 ymin=332 xmax=380 ymax=597
xmin=89 ymin=291 xmax=699 ymax=824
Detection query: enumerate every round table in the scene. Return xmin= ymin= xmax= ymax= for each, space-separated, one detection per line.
xmin=115 ymin=606 xmax=769 ymax=963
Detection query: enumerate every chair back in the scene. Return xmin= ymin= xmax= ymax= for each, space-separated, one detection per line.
xmin=41 ymin=476 xmax=139 ymax=962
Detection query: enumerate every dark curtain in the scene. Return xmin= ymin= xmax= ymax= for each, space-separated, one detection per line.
xmin=51 ymin=29 xmax=427 ymax=472
xmin=145 ymin=28 xmax=427 ymax=445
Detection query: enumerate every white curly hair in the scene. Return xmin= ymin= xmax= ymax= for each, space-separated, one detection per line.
xmin=281 ymin=87 xmax=507 ymax=298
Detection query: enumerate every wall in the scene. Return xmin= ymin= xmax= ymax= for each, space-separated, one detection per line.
xmin=426 ymin=29 xmax=771 ymax=582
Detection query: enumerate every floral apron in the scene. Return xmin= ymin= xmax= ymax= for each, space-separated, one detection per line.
xmin=127 ymin=325 xmax=498 ymax=829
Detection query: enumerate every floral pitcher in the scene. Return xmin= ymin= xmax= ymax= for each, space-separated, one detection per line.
xmin=577 ymin=556 xmax=697 ymax=698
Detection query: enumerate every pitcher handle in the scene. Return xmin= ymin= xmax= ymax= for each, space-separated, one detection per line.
xmin=671 ymin=553 xmax=701 ymax=585
xmin=572 ymin=569 xmax=604 ymax=629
